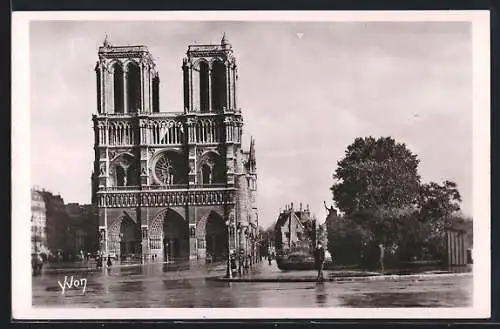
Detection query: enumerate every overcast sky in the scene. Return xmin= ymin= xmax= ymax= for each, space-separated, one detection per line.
xmin=30 ymin=20 xmax=472 ymax=228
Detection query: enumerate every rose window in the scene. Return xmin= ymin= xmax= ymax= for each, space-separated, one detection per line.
xmin=155 ymin=153 xmax=176 ymax=185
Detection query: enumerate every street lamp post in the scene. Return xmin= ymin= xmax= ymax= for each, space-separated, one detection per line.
xmin=225 ymin=219 xmax=233 ymax=279
xmin=119 ymin=232 xmax=124 ymax=262
xmin=244 ymin=228 xmax=248 ymax=266
xmin=236 ymin=223 xmax=242 ymax=276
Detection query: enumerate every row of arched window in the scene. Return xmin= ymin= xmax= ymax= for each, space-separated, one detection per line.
xmin=194 ymin=61 xmax=228 ymax=113
xmin=100 ymin=59 xmax=234 ymax=115
xmin=108 ymin=61 xmax=160 ymax=114
xmin=194 ymin=120 xmax=223 ymax=144
xmin=108 ymin=123 xmax=136 ymax=146
xmin=226 ymin=125 xmax=242 ymax=143
xmin=96 ymin=121 xmax=241 ymax=146
xmin=150 ymin=122 xmax=184 ymax=145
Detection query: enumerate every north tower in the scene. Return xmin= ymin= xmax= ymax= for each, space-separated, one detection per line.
xmin=91 ymin=35 xmax=258 ymax=263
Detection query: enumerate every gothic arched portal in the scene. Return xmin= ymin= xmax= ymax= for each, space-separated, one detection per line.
xmin=119 ymin=216 xmax=141 ymax=261
xmin=205 ymin=211 xmax=228 ymax=262
xmin=149 ymin=209 xmax=189 ymax=262
xmin=108 ymin=215 xmax=141 ymax=261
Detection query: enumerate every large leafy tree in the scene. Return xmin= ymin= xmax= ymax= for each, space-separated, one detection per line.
xmin=331 ymin=137 xmax=421 ymax=216
xmin=326 ymin=136 xmax=465 ymax=264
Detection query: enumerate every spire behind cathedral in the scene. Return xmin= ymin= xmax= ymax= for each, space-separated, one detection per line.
xmin=103 ymin=34 xmax=111 ymax=47
xmin=221 ymin=32 xmax=230 ymax=46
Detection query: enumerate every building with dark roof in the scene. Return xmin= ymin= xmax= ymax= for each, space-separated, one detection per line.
xmin=274 ymin=203 xmax=312 ymax=254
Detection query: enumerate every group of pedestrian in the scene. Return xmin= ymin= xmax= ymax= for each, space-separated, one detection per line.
xmin=95 ymin=253 xmax=113 ymax=270
xmin=229 ymin=250 xmax=261 ymax=277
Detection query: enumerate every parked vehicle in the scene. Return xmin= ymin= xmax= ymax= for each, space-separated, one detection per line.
xmin=276 ymin=250 xmax=334 ymax=271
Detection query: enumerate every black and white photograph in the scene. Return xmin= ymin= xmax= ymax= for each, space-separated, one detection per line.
xmin=12 ymin=10 xmax=490 ymax=319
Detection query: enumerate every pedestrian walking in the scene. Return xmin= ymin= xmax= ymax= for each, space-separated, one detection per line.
xmin=243 ymin=255 xmax=250 ymax=274
xmin=96 ymin=254 xmax=103 ymax=269
xmin=314 ymin=243 xmax=326 ymax=282
xmin=268 ymin=254 xmax=272 ymax=265
xmin=378 ymin=244 xmax=385 ymax=273
xmin=230 ymin=252 xmax=237 ymax=276
xmin=106 ymin=255 xmax=113 ymax=269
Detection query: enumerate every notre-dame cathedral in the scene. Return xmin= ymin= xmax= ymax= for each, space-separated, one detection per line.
xmin=91 ymin=34 xmax=258 ymax=263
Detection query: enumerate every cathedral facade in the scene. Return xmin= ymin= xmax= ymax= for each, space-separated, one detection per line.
xmin=91 ymin=35 xmax=258 ymax=263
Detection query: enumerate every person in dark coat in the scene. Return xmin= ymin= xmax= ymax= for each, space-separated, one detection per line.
xmin=243 ymin=255 xmax=250 ymax=274
xmin=378 ymin=244 xmax=385 ymax=273
xmin=96 ymin=254 xmax=103 ymax=269
xmin=314 ymin=244 xmax=326 ymax=282
xmin=230 ymin=252 xmax=237 ymax=276
xmin=107 ymin=255 xmax=113 ymax=268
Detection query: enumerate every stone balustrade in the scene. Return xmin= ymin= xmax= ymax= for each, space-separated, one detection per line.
xmin=96 ymin=188 xmax=235 ymax=207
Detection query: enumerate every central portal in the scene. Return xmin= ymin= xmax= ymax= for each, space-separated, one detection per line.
xmin=163 ymin=210 xmax=189 ymax=261
xmin=149 ymin=208 xmax=189 ymax=262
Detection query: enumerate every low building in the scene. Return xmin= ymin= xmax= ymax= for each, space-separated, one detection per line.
xmin=38 ymin=190 xmax=67 ymax=258
xmin=31 ymin=189 xmax=48 ymax=255
xmin=33 ymin=188 xmax=99 ymax=260
xmin=274 ymin=203 xmax=312 ymax=254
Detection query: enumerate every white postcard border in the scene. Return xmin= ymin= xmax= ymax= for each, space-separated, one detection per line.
xmin=12 ymin=10 xmax=491 ymax=319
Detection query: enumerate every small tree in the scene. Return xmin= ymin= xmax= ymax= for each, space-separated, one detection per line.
xmin=416 ymin=180 xmax=462 ymax=259
xmin=326 ymin=213 xmax=373 ymax=265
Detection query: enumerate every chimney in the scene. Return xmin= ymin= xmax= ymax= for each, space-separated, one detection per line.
xmin=300 ymin=203 xmax=302 ymax=211
xmin=291 ymin=202 xmax=294 ymax=210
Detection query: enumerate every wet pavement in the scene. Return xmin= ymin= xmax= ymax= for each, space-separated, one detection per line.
xmin=32 ymin=260 xmax=473 ymax=308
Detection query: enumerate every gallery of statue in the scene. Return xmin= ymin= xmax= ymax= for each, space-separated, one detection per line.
xmin=91 ymin=35 xmax=258 ymax=263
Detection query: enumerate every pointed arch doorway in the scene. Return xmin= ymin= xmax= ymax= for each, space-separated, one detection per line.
xmin=150 ymin=209 xmax=189 ymax=262
xmin=108 ymin=214 xmax=141 ymax=262
xmin=205 ymin=211 xmax=228 ymax=263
